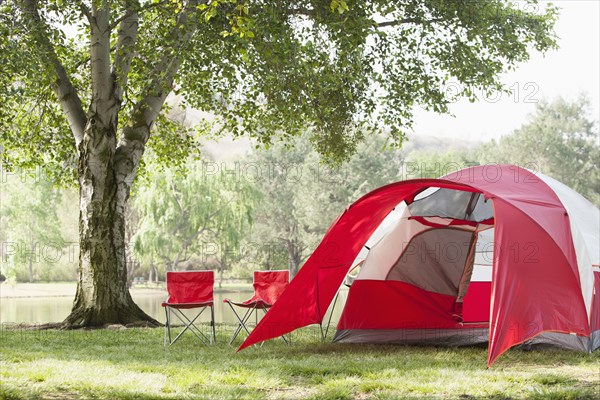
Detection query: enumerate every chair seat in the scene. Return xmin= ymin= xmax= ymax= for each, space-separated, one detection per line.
xmin=162 ymin=301 xmax=214 ymax=309
xmin=223 ymin=298 xmax=271 ymax=309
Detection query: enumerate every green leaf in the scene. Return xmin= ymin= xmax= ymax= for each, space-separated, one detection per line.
xmin=205 ymin=7 xmax=217 ymax=22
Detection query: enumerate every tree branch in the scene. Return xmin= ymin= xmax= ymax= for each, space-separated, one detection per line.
xmin=260 ymin=6 xmax=444 ymax=31
xmin=114 ymin=0 xmax=199 ymax=183
xmin=74 ymin=0 xmax=93 ymax=25
xmin=130 ymin=0 xmax=199 ymax=131
xmin=169 ymin=180 xmax=186 ymax=217
xmin=89 ymin=4 xmax=114 ymax=126
xmin=19 ymin=0 xmax=87 ymax=147
xmin=109 ymin=0 xmax=169 ymax=31
xmin=273 ymin=7 xmax=443 ymax=29
xmin=283 ymin=7 xmax=316 ymax=17
xmin=113 ymin=0 xmax=139 ymax=106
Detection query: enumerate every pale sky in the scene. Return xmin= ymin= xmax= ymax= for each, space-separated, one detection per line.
xmin=411 ymin=0 xmax=600 ymax=142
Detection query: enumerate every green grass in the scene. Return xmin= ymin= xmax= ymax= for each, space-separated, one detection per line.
xmin=0 ymin=325 xmax=598 ymax=399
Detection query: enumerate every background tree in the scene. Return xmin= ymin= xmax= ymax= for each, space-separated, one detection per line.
xmin=1 ymin=0 xmax=559 ymax=326
xmin=404 ymin=97 xmax=599 ymax=205
xmin=299 ymin=134 xmax=403 ymax=232
xmin=405 ymin=148 xmax=477 ymax=179
xmin=132 ymin=159 xmax=256 ymax=283
xmin=247 ymin=138 xmax=312 ymax=276
xmin=208 ymin=180 xmax=258 ymax=288
xmin=124 ymin=204 xmax=141 ymax=286
xmin=477 ymin=97 xmax=599 ymax=206
xmin=249 ymin=133 xmax=402 ymax=275
xmin=1 ymin=173 xmax=65 ymax=282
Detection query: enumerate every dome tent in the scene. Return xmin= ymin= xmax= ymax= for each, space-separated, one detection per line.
xmin=239 ymin=165 xmax=600 ymax=366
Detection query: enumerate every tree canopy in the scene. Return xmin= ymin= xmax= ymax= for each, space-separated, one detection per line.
xmin=2 ymin=0 xmax=559 ymax=172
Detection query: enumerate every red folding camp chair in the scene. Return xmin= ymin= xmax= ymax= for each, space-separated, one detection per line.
xmin=223 ymin=270 xmax=290 ymax=345
xmin=162 ymin=270 xmax=215 ymax=347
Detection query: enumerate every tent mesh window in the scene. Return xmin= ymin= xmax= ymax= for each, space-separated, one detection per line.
xmin=409 ymin=189 xmax=493 ymax=222
xmin=386 ymin=228 xmax=476 ymax=296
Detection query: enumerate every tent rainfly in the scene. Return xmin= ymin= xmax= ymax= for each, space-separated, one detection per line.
xmin=239 ymin=164 xmax=600 ymax=366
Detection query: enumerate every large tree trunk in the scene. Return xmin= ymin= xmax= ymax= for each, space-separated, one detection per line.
xmin=63 ymin=122 xmax=158 ymax=327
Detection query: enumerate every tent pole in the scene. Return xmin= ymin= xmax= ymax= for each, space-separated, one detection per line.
xmin=321 ymin=290 xmax=341 ymax=341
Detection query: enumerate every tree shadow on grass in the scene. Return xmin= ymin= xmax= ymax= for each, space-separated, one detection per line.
xmin=1 ymin=326 xmax=598 ymax=399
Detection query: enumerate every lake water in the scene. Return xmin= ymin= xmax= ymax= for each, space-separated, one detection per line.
xmin=0 ymin=289 xmax=349 ymax=326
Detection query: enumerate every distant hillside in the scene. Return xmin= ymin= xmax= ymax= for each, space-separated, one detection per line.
xmin=200 ymin=133 xmax=482 ymax=162
xmin=402 ymin=133 xmax=482 ymax=153
xmin=168 ymin=99 xmax=483 ymax=160
xmin=202 ymin=136 xmax=253 ymax=161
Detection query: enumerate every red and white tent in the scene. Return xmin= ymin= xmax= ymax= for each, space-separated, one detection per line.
xmin=240 ymin=165 xmax=600 ymax=365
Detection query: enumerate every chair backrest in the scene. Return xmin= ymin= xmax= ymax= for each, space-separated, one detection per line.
xmin=253 ymin=270 xmax=290 ymax=305
xmin=166 ymin=271 xmax=214 ymax=304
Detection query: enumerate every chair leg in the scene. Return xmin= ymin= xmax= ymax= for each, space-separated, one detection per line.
xmin=168 ymin=307 xmax=210 ymax=346
xmin=241 ymin=305 xmax=256 ymax=337
xmin=262 ymin=308 xmax=289 ymax=345
xmin=164 ymin=306 xmax=170 ymax=348
xmin=226 ymin=302 xmax=245 ymax=344
xmin=210 ymin=304 xmax=215 ymax=345
xmin=229 ymin=308 xmax=252 ymax=345
xmin=226 ymin=303 xmax=257 ymax=345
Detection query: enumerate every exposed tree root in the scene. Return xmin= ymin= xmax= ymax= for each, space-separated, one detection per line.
xmin=63 ymin=301 xmax=161 ymax=329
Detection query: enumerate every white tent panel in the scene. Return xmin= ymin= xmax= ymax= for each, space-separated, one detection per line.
xmin=537 ymin=172 xmax=599 ymax=317
xmin=471 ymin=265 xmax=493 ymax=282
xmin=349 ymin=202 xmax=406 ymax=270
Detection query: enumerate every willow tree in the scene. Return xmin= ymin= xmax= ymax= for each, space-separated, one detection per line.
xmin=1 ymin=0 xmax=558 ymax=326
xmin=132 ymin=160 xmax=257 ymax=277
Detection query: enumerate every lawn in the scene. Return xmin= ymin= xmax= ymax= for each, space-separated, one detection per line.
xmin=0 ymin=324 xmax=598 ymax=399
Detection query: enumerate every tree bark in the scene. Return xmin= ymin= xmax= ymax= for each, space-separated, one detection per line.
xmin=61 ymin=2 xmax=161 ymax=328
xmin=63 ymin=120 xmax=158 ymax=327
